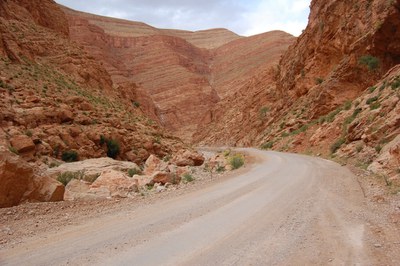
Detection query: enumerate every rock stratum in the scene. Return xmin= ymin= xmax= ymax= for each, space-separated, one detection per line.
xmin=61 ymin=6 xmax=294 ymax=139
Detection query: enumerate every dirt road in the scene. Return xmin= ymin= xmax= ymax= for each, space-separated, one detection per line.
xmin=1 ymin=149 xmax=398 ymax=265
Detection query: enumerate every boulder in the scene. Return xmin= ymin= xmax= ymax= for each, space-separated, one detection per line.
xmin=24 ymin=175 xmax=65 ymax=202
xmin=90 ymin=170 xmax=138 ymax=198
xmin=0 ymin=150 xmax=33 ymax=207
xmin=173 ymin=150 xmax=205 ymax=167
xmin=150 ymin=171 xmax=180 ymax=185
xmin=58 ymin=108 xmax=74 ymax=123
xmin=0 ymin=149 xmax=63 ymax=207
xmin=9 ymin=135 xmax=35 ymax=154
xmin=143 ymin=154 xmax=168 ymax=175
xmin=64 ymin=179 xmax=93 ymax=201
xmin=132 ymin=174 xmax=153 ymax=187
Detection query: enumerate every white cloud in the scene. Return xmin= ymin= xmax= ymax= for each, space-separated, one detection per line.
xmin=243 ymin=0 xmax=309 ymax=36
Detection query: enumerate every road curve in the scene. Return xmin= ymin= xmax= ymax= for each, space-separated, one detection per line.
xmin=1 ymin=149 xmax=375 ymax=265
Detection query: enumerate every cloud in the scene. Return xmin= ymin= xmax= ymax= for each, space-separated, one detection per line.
xmin=243 ymin=0 xmax=310 ymax=36
xmin=55 ymin=0 xmax=310 ymax=36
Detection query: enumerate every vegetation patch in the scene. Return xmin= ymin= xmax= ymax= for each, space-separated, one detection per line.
xmin=216 ymin=164 xmax=225 ymax=173
xmin=366 ymin=96 xmax=379 ymax=105
xmin=229 ymin=154 xmax=245 ymax=170
xmin=106 ymin=139 xmax=120 ymax=159
xmin=128 ymin=168 xmax=141 ymax=177
xmin=8 ymin=146 xmax=19 ymax=155
xmin=391 ymin=76 xmax=400 ymax=90
xmin=259 ymin=106 xmax=269 ymax=119
xmin=57 ymin=171 xmax=84 ymax=186
xmin=369 ymin=102 xmax=381 ymax=110
xmin=261 ymin=141 xmax=274 ymax=150
xmin=358 ymin=55 xmax=380 ymax=71
xmin=344 ymin=100 xmax=352 ymax=110
xmin=368 ymin=86 xmax=377 ymax=93
xmin=331 ymin=138 xmax=346 ymax=154
xmin=99 ymin=135 xmax=121 ymax=159
xmin=183 ymin=173 xmax=194 ymax=183
xmin=344 ymin=108 xmax=362 ymax=127
xmin=315 ymin=77 xmax=324 ymax=85
xmin=61 ymin=150 xmax=78 ymax=162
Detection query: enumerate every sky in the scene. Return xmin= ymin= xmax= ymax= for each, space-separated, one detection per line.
xmin=55 ymin=0 xmax=310 ymax=37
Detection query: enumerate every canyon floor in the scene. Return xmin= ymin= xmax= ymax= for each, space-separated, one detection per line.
xmin=1 ymin=149 xmax=399 ymax=265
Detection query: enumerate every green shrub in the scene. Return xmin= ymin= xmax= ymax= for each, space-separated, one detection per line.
xmin=368 ymin=86 xmax=377 ymax=93
xmin=326 ymin=107 xmax=343 ymax=123
xmin=315 ymin=77 xmax=324 ymax=85
xmin=366 ymin=96 xmax=379 ymax=105
xmin=61 ymin=150 xmax=78 ymax=162
xmin=291 ymin=124 xmax=308 ymax=136
xmin=183 ymin=173 xmax=194 ymax=183
xmin=259 ymin=106 xmax=269 ymax=119
xmin=370 ymin=102 xmax=381 ymax=110
xmin=57 ymin=171 xmax=83 ymax=186
xmin=25 ymin=130 xmax=33 ymax=137
xmin=281 ymin=132 xmax=290 ymax=138
xmin=106 ymin=139 xmax=120 ymax=159
xmin=133 ymin=101 xmax=140 ymax=108
xmin=391 ymin=76 xmax=400 ymax=90
xmin=99 ymin=135 xmax=106 ymax=145
xmin=344 ymin=100 xmax=352 ymax=110
xmin=229 ymin=154 xmax=244 ymax=170
xmin=261 ymin=141 xmax=274 ymax=150
xmin=331 ymin=138 xmax=345 ymax=154
xmin=49 ymin=161 xmax=61 ymax=168
xmin=223 ymin=149 xmax=231 ymax=157
xmin=84 ymin=173 xmax=100 ymax=183
xmin=359 ymin=55 xmax=380 ymax=71
xmin=375 ymin=145 xmax=382 ymax=153
xmin=128 ymin=168 xmax=141 ymax=177
xmin=216 ymin=164 xmax=225 ymax=173
xmin=344 ymin=108 xmax=362 ymax=126
xmin=8 ymin=146 xmax=18 ymax=155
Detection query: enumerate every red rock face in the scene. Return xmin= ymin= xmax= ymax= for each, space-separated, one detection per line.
xmin=195 ymin=0 xmax=400 ymax=147
xmin=277 ymin=0 xmax=400 ymax=115
xmin=61 ymin=6 xmax=294 ymax=140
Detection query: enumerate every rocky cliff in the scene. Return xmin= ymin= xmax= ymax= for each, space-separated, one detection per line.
xmin=195 ymin=0 xmax=400 ymax=180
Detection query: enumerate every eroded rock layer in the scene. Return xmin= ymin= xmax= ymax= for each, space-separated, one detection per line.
xmin=61 ymin=6 xmax=294 ymax=139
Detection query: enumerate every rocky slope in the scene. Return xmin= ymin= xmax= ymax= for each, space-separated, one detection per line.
xmin=195 ymin=0 xmax=400 ymax=181
xmin=0 ymin=0 xmax=202 ymax=207
xmin=61 ymin=6 xmax=294 ymax=140
xmin=0 ymin=0 xmax=190 ymax=163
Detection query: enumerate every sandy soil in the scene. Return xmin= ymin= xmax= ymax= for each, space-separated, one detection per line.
xmin=0 ymin=149 xmax=399 ymax=265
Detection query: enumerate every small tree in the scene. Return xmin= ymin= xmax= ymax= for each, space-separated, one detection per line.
xmin=61 ymin=150 xmax=78 ymax=162
xmin=106 ymin=139 xmax=120 ymax=159
xmin=359 ymin=55 xmax=380 ymax=71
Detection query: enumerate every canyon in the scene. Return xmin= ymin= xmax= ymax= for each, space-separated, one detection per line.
xmin=0 ymin=0 xmax=399 ymax=263
xmin=0 ymin=0 xmax=399 ymax=206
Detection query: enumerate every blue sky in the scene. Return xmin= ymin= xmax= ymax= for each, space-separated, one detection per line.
xmin=55 ymin=0 xmax=310 ymax=36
